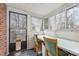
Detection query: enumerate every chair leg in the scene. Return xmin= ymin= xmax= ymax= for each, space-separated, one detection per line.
xmin=35 ymin=47 xmax=39 ymax=55
xmin=45 ymin=48 xmax=48 ymax=56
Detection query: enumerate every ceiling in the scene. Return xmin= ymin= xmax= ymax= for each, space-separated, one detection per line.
xmin=6 ymin=3 xmax=64 ymax=18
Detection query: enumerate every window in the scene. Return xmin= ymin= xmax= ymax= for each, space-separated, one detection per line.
xmin=66 ymin=6 xmax=79 ymax=31
xmin=31 ymin=17 xmax=42 ymax=33
xmin=49 ymin=6 xmax=79 ymax=32
xmin=49 ymin=11 xmax=66 ymax=31
xmin=10 ymin=13 xmax=26 ymax=29
xmin=47 ymin=6 xmax=79 ymax=42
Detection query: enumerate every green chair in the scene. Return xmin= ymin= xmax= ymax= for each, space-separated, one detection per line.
xmin=34 ymin=34 xmax=42 ymax=56
xmin=44 ymin=37 xmax=58 ymax=56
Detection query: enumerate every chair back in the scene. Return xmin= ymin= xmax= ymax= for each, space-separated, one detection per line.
xmin=44 ymin=37 xmax=58 ymax=56
xmin=34 ymin=34 xmax=39 ymax=45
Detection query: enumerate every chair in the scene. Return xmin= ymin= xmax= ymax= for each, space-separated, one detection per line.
xmin=34 ymin=34 xmax=42 ymax=55
xmin=44 ymin=37 xmax=58 ymax=56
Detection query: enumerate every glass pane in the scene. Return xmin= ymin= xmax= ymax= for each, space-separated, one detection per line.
xmin=10 ymin=30 xmax=16 ymax=43
xmin=67 ymin=8 xmax=74 ymax=29
xmin=19 ymin=15 xmax=26 ymax=29
xmin=44 ymin=18 xmax=48 ymax=30
xmin=15 ymin=14 xmax=19 ymax=29
xmin=31 ymin=17 xmax=37 ymax=31
xmin=19 ymin=15 xmax=23 ymax=29
xmin=60 ymin=12 xmax=66 ymax=30
xmin=15 ymin=30 xmax=26 ymax=41
xmin=22 ymin=16 xmax=26 ymax=28
xmin=10 ymin=12 xmax=27 ymax=44
xmin=56 ymin=13 xmax=61 ymax=30
xmin=10 ymin=13 xmax=17 ymax=29
xmin=49 ymin=16 xmax=56 ymax=30
xmin=73 ymin=7 xmax=79 ymax=30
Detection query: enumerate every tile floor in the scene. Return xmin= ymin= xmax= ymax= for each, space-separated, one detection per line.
xmin=9 ymin=49 xmax=36 ymax=56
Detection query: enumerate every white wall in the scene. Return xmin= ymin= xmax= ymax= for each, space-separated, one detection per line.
xmin=27 ymin=15 xmax=35 ymax=49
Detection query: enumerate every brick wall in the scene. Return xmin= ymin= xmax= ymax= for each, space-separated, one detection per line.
xmin=0 ymin=3 xmax=6 ymax=56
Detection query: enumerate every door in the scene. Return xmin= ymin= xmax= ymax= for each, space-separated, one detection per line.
xmin=9 ymin=11 xmax=27 ymax=53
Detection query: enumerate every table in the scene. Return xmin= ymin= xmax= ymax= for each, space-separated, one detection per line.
xmin=38 ymin=35 xmax=79 ymax=56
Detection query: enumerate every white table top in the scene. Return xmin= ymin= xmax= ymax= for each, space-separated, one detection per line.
xmin=38 ymin=35 xmax=79 ymax=56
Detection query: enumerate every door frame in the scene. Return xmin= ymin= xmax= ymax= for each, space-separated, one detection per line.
xmin=9 ymin=11 xmax=27 ymax=53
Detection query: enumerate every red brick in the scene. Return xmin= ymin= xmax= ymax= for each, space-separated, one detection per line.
xmin=0 ymin=3 xmax=6 ymax=56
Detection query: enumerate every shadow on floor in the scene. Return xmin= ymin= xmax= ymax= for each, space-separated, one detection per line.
xmin=9 ymin=49 xmax=36 ymax=56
